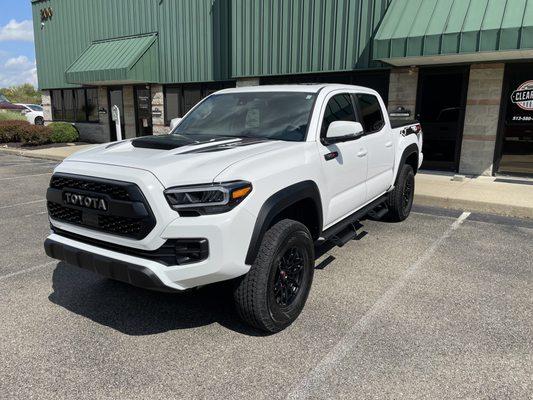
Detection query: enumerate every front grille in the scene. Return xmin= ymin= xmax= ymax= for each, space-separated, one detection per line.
xmin=51 ymin=175 xmax=130 ymax=201
xmin=98 ymin=215 xmax=144 ymax=236
xmin=47 ymin=173 xmax=156 ymax=240
xmin=47 ymin=202 xmax=82 ymax=224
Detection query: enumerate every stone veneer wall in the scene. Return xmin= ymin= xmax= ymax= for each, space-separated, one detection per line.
xmin=459 ymin=63 xmax=504 ymax=176
xmin=151 ymin=84 xmax=167 ymax=134
xmin=387 ymin=67 xmax=418 ymax=119
xmin=236 ymin=77 xmax=260 ymax=87
xmin=41 ymin=90 xmax=52 ymax=121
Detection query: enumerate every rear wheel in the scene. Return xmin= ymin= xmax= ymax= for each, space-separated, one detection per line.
xmin=35 ymin=116 xmax=44 ymax=125
xmin=387 ymin=164 xmax=415 ymax=222
xmin=233 ymin=220 xmax=314 ymax=333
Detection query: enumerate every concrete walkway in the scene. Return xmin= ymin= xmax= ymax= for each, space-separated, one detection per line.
xmin=415 ymin=171 xmax=533 ymax=219
xmin=1 ymin=143 xmax=532 ymax=219
xmin=0 ymin=143 xmax=97 ymax=161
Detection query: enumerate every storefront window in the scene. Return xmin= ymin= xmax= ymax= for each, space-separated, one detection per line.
xmin=50 ymin=88 xmax=99 ymax=123
xmin=164 ymin=81 xmax=236 ymax=125
xmin=75 ymin=89 xmax=86 ymax=122
xmin=51 ymin=89 xmax=63 ymax=120
xmin=498 ymin=64 xmax=533 ymax=176
xmin=86 ymin=88 xmax=99 ymax=122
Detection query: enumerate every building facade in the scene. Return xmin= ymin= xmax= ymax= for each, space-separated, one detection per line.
xmin=32 ymin=0 xmax=533 ymax=176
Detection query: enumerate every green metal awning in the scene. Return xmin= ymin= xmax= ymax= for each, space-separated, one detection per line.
xmin=374 ymin=0 xmax=533 ymax=66
xmin=65 ymin=33 xmax=159 ymax=84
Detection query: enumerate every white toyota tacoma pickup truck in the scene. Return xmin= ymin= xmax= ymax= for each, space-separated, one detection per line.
xmin=44 ymin=84 xmax=423 ymax=332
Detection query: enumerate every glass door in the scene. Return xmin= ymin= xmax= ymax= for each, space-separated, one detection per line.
xmin=108 ymin=87 xmax=124 ymax=141
xmin=416 ymin=67 xmax=469 ymax=171
xmin=134 ymin=86 xmax=153 ymax=137
xmin=496 ymin=63 xmax=533 ymax=176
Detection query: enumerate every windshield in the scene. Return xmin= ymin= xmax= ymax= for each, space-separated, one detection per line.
xmin=173 ymin=92 xmax=316 ymax=142
xmin=28 ymin=105 xmax=43 ymax=111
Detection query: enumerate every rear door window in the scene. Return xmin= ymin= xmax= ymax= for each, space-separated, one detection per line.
xmin=356 ymin=94 xmax=385 ymax=133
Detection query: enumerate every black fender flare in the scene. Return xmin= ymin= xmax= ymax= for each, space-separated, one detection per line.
xmin=396 ymin=143 xmax=420 ymax=182
xmin=245 ymin=181 xmax=323 ymax=265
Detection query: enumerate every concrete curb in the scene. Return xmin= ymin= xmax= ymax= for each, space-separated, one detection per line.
xmin=415 ymin=194 xmax=533 ymax=220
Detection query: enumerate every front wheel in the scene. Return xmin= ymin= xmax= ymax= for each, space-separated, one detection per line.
xmin=387 ymin=164 xmax=415 ymax=222
xmin=34 ymin=116 xmax=44 ymax=125
xmin=233 ymin=219 xmax=315 ymax=333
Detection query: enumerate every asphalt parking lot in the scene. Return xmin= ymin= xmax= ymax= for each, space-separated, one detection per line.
xmin=1 ymin=152 xmax=532 ymax=400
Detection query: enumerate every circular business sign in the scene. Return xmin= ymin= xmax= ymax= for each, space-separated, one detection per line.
xmin=511 ymin=80 xmax=533 ymax=111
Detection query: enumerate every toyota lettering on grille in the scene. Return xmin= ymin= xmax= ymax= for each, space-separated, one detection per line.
xmin=63 ymin=192 xmax=108 ymax=211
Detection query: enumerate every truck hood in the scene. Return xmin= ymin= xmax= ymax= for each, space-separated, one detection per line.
xmin=64 ymin=134 xmax=295 ymax=187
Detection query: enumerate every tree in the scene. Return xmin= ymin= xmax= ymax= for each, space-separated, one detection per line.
xmin=0 ymin=84 xmax=42 ymax=105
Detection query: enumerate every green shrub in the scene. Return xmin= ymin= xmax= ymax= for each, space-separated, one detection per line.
xmin=19 ymin=125 xmax=52 ymax=146
xmin=0 ymin=120 xmax=51 ymax=145
xmin=0 ymin=111 xmax=26 ymax=121
xmin=49 ymin=122 xmax=79 ymax=143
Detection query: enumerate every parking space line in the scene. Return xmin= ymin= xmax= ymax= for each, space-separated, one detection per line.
xmin=287 ymin=211 xmax=471 ymax=400
xmin=0 ymin=173 xmax=52 ymax=181
xmin=0 ymin=199 xmax=46 ymax=210
xmin=0 ymin=261 xmax=56 ymax=282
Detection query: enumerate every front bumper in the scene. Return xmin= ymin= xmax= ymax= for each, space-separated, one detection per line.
xmin=44 ymin=237 xmax=171 ymax=291
xmin=45 ymin=201 xmax=257 ymax=290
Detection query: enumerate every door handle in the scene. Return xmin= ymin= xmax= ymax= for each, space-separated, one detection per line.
xmin=385 ymin=141 xmax=393 ymax=148
xmin=357 ymin=149 xmax=368 ymax=157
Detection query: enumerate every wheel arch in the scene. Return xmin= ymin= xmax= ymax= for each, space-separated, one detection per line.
xmin=396 ymin=143 xmax=419 ymax=182
xmin=245 ymin=181 xmax=323 ymax=265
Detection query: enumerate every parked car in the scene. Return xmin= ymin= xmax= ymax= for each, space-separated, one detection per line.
xmin=44 ymin=84 xmax=423 ymax=332
xmin=16 ymin=104 xmax=45 ymax=125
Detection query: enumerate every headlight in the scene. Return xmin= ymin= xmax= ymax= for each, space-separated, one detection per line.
xmin=164 ymin=181 xmax=252 ymax=215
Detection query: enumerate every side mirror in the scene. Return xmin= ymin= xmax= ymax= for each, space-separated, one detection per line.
xmin=325 ymin=121 xmax=364 ymax=145
xmin=169 ymin=117 xmax=182 ymax=131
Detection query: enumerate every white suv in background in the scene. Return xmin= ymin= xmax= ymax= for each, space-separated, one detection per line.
xmin=16 ymin=104 xmax=45 ymax=125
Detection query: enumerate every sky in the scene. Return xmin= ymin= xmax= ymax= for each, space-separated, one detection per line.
xmin=0 ymin=0 xmax=38 ymax=88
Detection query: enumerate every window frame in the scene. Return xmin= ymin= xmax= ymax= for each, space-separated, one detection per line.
xmin=353 ymin=93 xmax=385 ymax=135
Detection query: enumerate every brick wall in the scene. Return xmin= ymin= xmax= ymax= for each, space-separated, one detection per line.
xmin=459 ymin=64 xmax=504 ymax=176
xmin=387 ymin=68 xmax=418 ymax=119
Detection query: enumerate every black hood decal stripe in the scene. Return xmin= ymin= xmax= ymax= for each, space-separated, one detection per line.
xmin=179 ymin=138 xmax=270 ymax=154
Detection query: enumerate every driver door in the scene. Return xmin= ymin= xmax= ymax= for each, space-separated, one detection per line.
xmin=318 ymin=93 xmax=368 ymax=227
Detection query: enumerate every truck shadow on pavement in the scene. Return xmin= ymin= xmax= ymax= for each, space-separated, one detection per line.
xmin=48 ymin=262 xmax=262 ymax=336
xmin=48 ymin=221 xmax=370 ymax=337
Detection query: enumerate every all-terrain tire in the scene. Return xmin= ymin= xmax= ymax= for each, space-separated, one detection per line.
xmin=387 ymin=163 xmax=415 ymax=222
xmin=233 ymin=219 xmax=315 ymax=333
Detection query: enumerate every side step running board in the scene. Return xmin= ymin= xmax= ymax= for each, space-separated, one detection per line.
xmin=330 ymin=225 xmax=358 ymax=247
xmin=321 ymin=195 xmax=388 ymax=243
